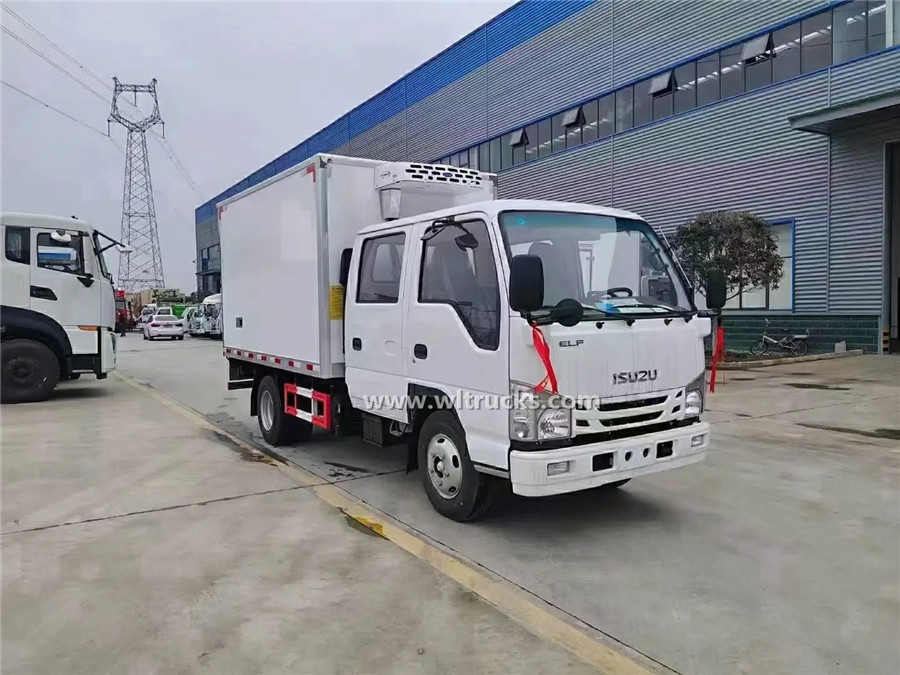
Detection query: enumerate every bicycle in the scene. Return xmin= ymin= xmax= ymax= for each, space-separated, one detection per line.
xmin=749 ymin=318 xmax=809 ymax=356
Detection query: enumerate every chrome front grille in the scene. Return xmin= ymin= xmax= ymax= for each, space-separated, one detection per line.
xmin=574 ymin=389 xmax=684 ymax=435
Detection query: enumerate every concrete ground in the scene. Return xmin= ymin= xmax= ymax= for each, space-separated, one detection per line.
xmin=1 ymin=373 xmax=600 ymax=675
xmin=108 ymin=336 xmax=900 ymax=675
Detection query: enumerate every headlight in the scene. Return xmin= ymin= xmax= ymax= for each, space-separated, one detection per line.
xmin=509 ymin=382 xmax=572 ymax=441
xmin=684 ymin=371 xmax=706 ymax=417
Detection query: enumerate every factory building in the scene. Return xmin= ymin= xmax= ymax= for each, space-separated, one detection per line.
xmin=196 ymin=0 xmax=900 ymax=352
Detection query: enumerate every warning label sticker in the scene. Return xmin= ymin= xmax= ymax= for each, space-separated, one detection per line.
xmin=329 ymin=285 xmax=344 ymax=320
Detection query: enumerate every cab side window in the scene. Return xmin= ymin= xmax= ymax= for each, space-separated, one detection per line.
xmin=357 ymin=232 xmax=405 ymax=304
xmin=4 ymin=227 xmax=30 ymax=264
xmin=36 ymin=232 xmax=85 ymax=275
xmin=419 ymin=220 xmax=500 ymax=350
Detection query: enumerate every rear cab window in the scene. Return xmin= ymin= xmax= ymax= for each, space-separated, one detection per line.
xmin=356 ymin=232 xmax=406 ymax=303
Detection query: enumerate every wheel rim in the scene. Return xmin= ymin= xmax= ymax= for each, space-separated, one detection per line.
xmin=4 ymin=356 xmax=38 ymax=387
xmin=426 ymin=433 xmax=463 ymax=499
xmin=260 ymin=389 xmax=275 ymax=431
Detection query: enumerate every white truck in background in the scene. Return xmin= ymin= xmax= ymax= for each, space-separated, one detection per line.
xmin=1 ymin=212 xmax=128 ymax=403
xmin=200 ymin=293 xmax=223 ymax=339
xmin=219 ymin=154 xmax=726 ymax=521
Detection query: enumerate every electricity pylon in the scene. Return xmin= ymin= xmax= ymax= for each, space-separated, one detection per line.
xmin=109 ymin=77 xmax=165 ymax=291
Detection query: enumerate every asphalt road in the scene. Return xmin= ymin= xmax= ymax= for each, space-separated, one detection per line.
xmin=117 ymin=335 xmax=900 ymax=675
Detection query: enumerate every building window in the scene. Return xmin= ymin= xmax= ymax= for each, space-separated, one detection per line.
xmin=448 ymin=153 xmax=459 ymax=167
xmin=723 ymin=221 xmax=793 ymax=310
xmin=468 ymin=147 xmax=479 ymax=171
xmin=633 ymin=78 xmax=653 ymax=127
xmin=581 ymin=98 xmax=599 ymax=143
xmin=563 ymin=106 xmax=584 ymax=148
xmin=5 ymin=226 xmax=30 ymax=264
xmin=615 ymin=86 xmax=633 ymax=132
xmin=772 ymin=23 xmax=802 ymax=82
xmin=719 ymin=44 xmax=744 ymax=98
xmin=650 ymin=71 xmax=675 ymax=120
xmin=418 ymin=219 xmax=500 ymax=350
xmin=510 ymin=128 xmax=527 ymax=166
xmin=489 ymin=138 xmax=501 ymax=172
xmin=834 ymin=1 xmax=869 ymax=63
xmin=357 ymin=232 xmax=405 ymax=304
xmin=456 ymin=151 xmax=469 ymax=168
xmin=696 ymin=54 xmax=720 ymax=106
xmin=801 ymin=10 xmax=833 ymax=73
xmin=478 ymin=143 xmax=490 ymax=172
xmin=596 ymin=94 xmax=614 ymax=139
xmin=538 ymin=118 xmax=552 ymax=157
xmin=743 ymin=33 xmax=774 ymax=90
xmin=525 ymin=123 xmax=539 ymax=161
xmin=673 ymin=61 xmax=697 ymax=113
xmin=867 ymin=0 xmax=886 ymax=52
xmin=551 ymin=113 xmax=566 ymax=153
xmin=500 ymin=133 xmax=513 ymax=169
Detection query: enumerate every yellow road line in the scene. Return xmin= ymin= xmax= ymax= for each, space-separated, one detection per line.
xmin=116 ymin=372 xmax=655 ymax=675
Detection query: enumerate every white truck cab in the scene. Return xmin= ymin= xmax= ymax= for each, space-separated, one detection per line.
xmin=1 ymin=212 xmax=127 ymax=403
xmin=221 ymin=155 xmax=725 ymax=521
xmin=201 ymin=293 xmax=222 ymax=339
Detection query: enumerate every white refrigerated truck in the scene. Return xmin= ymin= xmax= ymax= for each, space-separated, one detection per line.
xmin=1 ymin=212 xmax=125 ymax=403
xmin=220 ymin=154 xmax=725 ymax=521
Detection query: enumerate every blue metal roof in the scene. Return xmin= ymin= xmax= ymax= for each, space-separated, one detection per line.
xmin=196 ymin=0 xmax=593 ymax=223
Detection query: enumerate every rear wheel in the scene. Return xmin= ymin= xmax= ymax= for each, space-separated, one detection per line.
xmin=257 ymin=375 xmax=312 ymax=446
xmin=792 ymin=339 xmax=809 ymax=356
xmin=418 ymin=411 xmax=495 ymax=522
xmin=750 ymin=340 xmax=768 ymax=356
xmin=1 ymin=339 xmax=60 ymax=404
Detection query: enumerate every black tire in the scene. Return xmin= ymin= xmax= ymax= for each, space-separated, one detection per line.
xmin=792 ymin=340 xmax=809 ymax=356
xmin=1 ymin=339 xmax=60 ymax=404
xmin=418 ymin=411 xmax=495 ymax=522
xmin=68 ymin=373 xmax=81 ymax=381
xmin=256 ymin=375 xmax=312 ymax=446
xmin=143 ymin=333 xmax=148 ymax=340
xmin=177 ymin=336 xmax=185 ymax=341
xmin=749 ymin=339 xmax=768 ymax=356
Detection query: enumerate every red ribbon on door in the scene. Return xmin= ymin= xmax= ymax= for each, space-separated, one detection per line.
xmin=709 ymin=324 xmax=725 ymax=393
xmin=531 ymin=322 xmax=558 ymax=394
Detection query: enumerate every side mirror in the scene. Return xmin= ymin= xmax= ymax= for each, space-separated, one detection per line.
xmin=552 ymin=298 xmax=584 ymax=327
xmin=339 ymin=248 xmax=353 ymax=287
xmin=77 ymin=273 xmax=95 ymax=288
xmin=116 ymin=244 xmax=135 ymax=255
xmin=50 ymin=230 xmax=72 ymax=244
xmin=455 ymin=232 xmax=479 ymax=250
xmin=705 ymin=267 xmax=727 ymax=311
xmin=509 ymin=254 xmax=544 ymax=313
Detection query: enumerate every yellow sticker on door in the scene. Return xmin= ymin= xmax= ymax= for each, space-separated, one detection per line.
xmin=329 ymin=285 xmax=344 ymax=320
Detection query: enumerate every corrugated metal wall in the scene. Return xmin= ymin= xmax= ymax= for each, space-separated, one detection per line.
xmin=500 ymin=74 xmax=833 ymax=312
xmin=611 ymin=0 xmax=826 ymax=87
xmin=828 ymin=119 xmax=900 ymax=312
xmin=349 ymin=115 xmax=407 ymax=162
xmin=828 ymin=49 xmax=900 ymax=106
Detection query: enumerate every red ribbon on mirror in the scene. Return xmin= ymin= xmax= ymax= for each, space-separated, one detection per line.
xmin=531 ymin=322 xmax=558 ymax=394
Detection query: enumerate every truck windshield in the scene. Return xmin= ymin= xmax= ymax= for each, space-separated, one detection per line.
xmin=500 ymin=210 xmax=693 ymax=316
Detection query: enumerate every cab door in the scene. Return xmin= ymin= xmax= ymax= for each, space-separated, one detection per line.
xmin=344 ymin=228 xmax=409 ymax=422
xmin=30 ymin=227 xmax=101 ymax=355
xmin=403 ymin=214 xmax=510 ymax=470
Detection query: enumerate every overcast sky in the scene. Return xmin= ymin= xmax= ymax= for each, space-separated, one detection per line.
xmin=1 ymin=0 xmax=514 ymax=290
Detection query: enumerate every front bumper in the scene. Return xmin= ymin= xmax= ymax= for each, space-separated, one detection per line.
xmin=509 ymin=421 xmax=710 ymax=497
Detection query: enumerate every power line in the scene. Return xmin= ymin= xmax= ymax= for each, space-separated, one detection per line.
xmin=0 ymin=25 xmax=109 ymax=105
xmin=2 ymin=80 xmax=109 ymax=136
xmin=3 ymin=79 xmax=187 ymax=219
xmin=1 ymin=12 xmax=204 ymax=200
xmin=1 ymin=2 xmax=113 ymax=94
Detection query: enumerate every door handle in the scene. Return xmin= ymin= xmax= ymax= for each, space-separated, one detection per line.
xmin=352 ymin=337 xmax=362 ymax=351
xmin=414 ymin=343 xmax=428 ymax=359
xmin=30 ymin=286 xmax=57 ymax=301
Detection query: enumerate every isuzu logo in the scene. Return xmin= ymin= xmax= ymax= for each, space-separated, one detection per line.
xmin=613 ymin=370 xmax=658 ymax=384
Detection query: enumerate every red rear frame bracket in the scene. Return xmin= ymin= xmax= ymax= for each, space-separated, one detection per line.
xmin=312 ymin=390 xmax=331 ymax=430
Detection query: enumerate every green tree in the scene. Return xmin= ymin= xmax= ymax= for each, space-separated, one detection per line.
xmin=671 ymin=210 xmax=784 ymax=300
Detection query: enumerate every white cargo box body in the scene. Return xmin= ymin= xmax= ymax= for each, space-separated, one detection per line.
xmin=218 ymin=154 xmax=496 ymax=379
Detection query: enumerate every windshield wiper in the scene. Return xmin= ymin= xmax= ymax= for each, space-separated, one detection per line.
xmin=610 ymin=302 xmax=697 ymax=322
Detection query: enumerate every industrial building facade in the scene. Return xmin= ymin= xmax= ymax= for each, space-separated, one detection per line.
xmin=196 ymin=0 xmax=900 ymax=353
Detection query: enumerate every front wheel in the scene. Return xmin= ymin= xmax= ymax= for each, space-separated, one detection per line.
xmin=791 ymin=340 xmax=809 ymax=356
xmin=418 ymin=411 xmax=495 ymax=522
xmin=1 ymin=339 xmax=60 ymax=404
xmin=750 ymin=339 xmax=768 ymax=356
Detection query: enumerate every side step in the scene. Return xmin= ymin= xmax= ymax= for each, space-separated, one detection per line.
xmin=284 ymin=383 xmax=331 ymax=430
